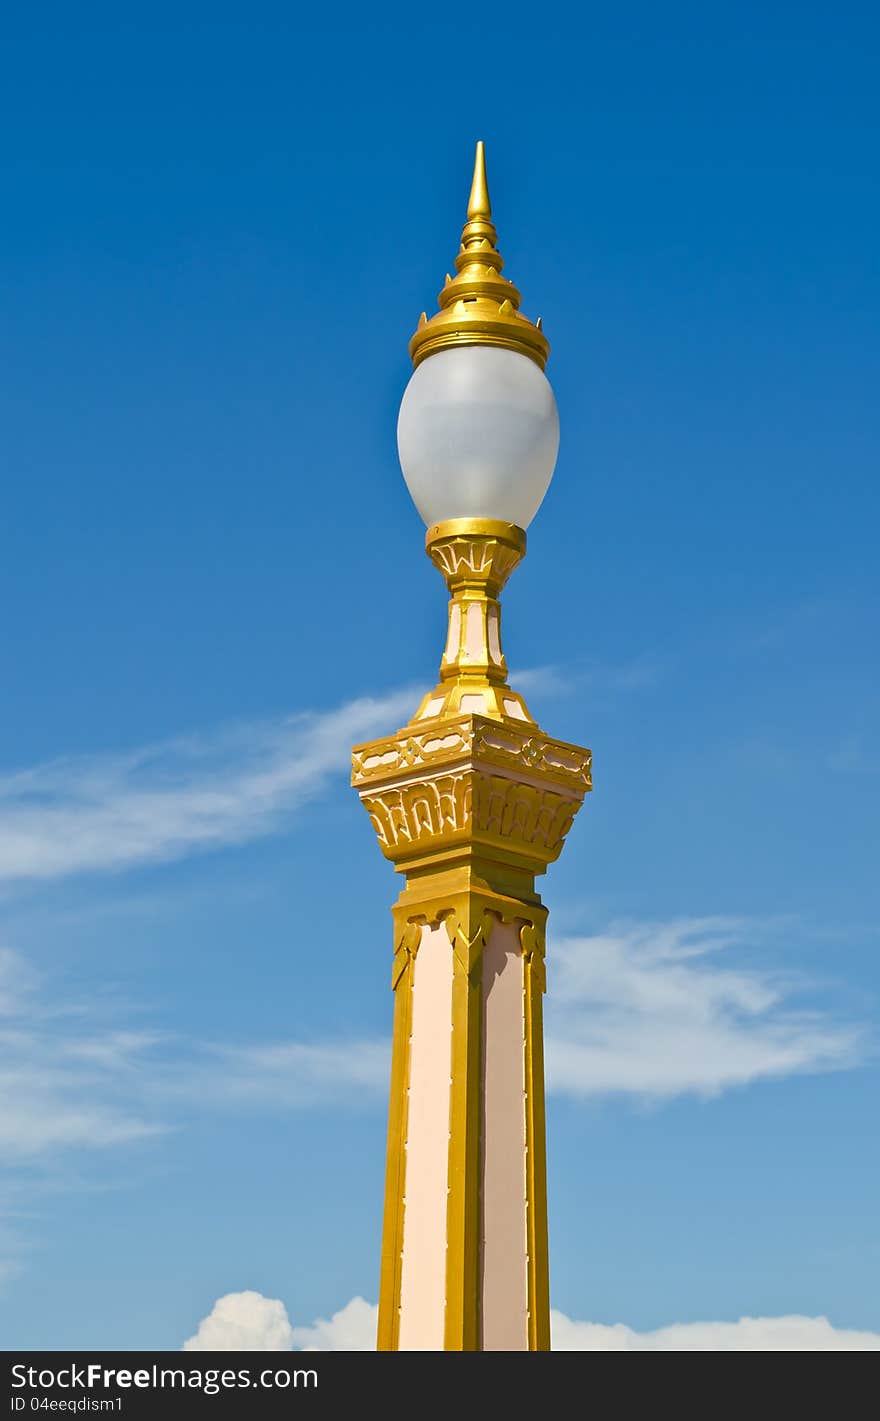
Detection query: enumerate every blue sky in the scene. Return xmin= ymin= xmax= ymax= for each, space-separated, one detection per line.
xmin=1 ymin=2 xmax=878 ymax=1350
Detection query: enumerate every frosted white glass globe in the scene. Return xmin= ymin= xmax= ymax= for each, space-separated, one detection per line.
xmin=397 ymin=346 xmax=559 ymax=529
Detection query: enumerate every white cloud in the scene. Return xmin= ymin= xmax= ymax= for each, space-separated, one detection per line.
xmin=0 ymin=698 xmax=865 ymax=1129
xmin=170 ymin=917 xmax=865 ymax=1112
xmin=0 ymin=690 xmax=415 ymax=885
xmin=196 ymin=1040 xmax=389 ymax=1106
xmin=0 ymin=1090 xmax=158 ymax=1158
xmin=0 ymin=946 xmax=36 ymax=1015
xmin=183 ymin=1292 xmax=294 ymax=1351
xmin=550 ymin=1311 xmax=880 ymax=1351
xmin=0 ymin=945 xmax=389 ymax=1157
xmin=0 ymin=688 xmax=417 ymax=1152
xmin=545 ymin=917 xmax=865 ymax=1099
xmin=515 ymin=655 xmax=661 ymax=702
xmin=0 ymin=934 xmax=394 ymax=1159
xmin=0 ymin=948 xmax=161 ymax=1156
xmin=186 ymin=1294 xmax=880 ymax=1351
xmin=513 ymin=665 xmax=574 ymax=697
xmin=827 ymin=736 xmax=880 ymax=775
xmin=0 ymin=1260 xmax=20 ymax=1285
xmin=2 ymin=914 xmax=867 ymax=1159
xmin=291 ymin=1297 xmax=378 ymax=1351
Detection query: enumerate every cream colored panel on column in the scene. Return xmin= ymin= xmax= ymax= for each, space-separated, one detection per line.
xmin=481 ymin=918 xmax=529 ymax=1350
xmin=487 ymin=605 xmax=503 ymax=666
xmin=464 ymin=602 xmax=485 ymax=661
xmin=443 ymin=603 xmax=462 ymax=666
xmin=398 ymin=920 xmax=454 ymax=1351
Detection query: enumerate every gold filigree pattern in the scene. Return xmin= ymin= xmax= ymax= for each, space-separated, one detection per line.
xmin=352 ymin=713 xmax=592 ymax=792
xmin=473 ymin=722 xmax=592 ymax=786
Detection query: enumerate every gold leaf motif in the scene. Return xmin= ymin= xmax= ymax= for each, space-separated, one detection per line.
xmin=446 ymin=907 xmax=494 ymax=977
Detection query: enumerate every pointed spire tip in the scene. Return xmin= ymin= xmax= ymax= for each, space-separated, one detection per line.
xmin=467 ymin=139 xmax=491 ymax=222
xmin=408 ymin=141 xmax=550 ymax=371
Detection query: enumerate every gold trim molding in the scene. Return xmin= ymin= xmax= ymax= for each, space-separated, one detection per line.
xmin=353 ymin=715 xmax=592 ymax=792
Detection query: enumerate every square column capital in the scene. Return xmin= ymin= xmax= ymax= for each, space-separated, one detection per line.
xmin=352 ymin=712 xmax=591 ymax=880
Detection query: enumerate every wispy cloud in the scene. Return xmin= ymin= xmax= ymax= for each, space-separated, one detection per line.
xmin=745 ymin=597 xmax=836 ymax=654
xmin=1 ymin=915 xmax=867 ymax=1166
xmin=194 ymin=1040 xmax=390 ymax=1105
xmin=514 ymin=654 xmax=662 ymax=703
xmin=0 ymin=668 xmax=666 ymax=888
xmin=0 ymin=690 xmax=416 ymax=886
xmin=827 ymin=735 xmax=880 ymax=775
xmin=183 ymin=1292 xmax=880 ymax=1351
xmin=0 ymin=945 xmax=388 ymax=1159
xmin=0 ymin=911 xmax=869 ymax=1307
xmin=0 ymin=947 xmax=162 ymax=1156
xmin=545 ymin=917 xmax=866 ymax=1099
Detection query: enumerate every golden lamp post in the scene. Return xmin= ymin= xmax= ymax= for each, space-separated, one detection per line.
xmin=351 ymin=142 xmax=591 ymax=1351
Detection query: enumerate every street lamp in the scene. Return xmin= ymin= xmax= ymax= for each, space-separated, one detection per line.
xmin=352 ymin=142 xmax=591 ymax=1351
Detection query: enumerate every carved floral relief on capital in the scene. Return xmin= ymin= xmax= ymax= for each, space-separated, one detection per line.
xmin=364 ymin=773 xmax=472 ymax=850
xmin=361 ymin=769 xmax=580 ymax=861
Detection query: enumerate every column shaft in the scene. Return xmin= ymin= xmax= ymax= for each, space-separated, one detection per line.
xmin=353 ymin=706 xmax=590 ymax=1352
xmin=376 ymin=876 xmax=550 ymax=1350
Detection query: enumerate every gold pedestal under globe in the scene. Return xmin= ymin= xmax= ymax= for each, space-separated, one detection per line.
xmin=352 ymin=146 xmax=590 ymax=1351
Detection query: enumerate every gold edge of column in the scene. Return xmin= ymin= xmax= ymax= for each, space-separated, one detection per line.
xmin=376 ymin=917 xmax=418 ymax=1350
xmin=523 ymin=914 xmax=551 ymax=1350
xmin=443 ymin=898 xmax=485 ymax=1351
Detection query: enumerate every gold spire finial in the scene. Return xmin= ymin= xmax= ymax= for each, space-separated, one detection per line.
xmin=467 ymin=140 xmax=491 ymax=222
xmin=408 ymin=142 xmax=550 ymax=371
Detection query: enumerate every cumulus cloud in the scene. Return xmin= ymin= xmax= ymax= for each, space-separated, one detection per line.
xmin=0 ymin=690 xmax=415 ymax=884
xmin=186 ymin=1294 xmax=880 ymax=1351
xmin=545 ymin=917 xmax=865 ymax=1099
xmin=291 ymin=1297 xmax=378 ymax=1351
xmin=183 ymin=1292 xmax=294 ymax=1351
xmin=550 ymin=1311 xmax=880 ymax=1351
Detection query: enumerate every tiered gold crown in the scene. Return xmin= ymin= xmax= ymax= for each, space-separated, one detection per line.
xmin=409 ymin=141 xmax=550 ymax=372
